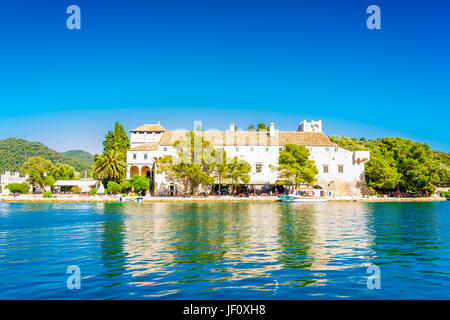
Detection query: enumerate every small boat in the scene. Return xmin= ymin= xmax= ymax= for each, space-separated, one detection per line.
xmin=119 ymin=196 xmax=131 ymax=203
xmin=120 ymin=196 xmax=144 ymax=203
xmin=279 ymin=188 xmax=328 ymax=202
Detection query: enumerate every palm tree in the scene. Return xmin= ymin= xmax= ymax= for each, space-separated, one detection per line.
xmin=92 ymin=149 xmax=127 ymax=181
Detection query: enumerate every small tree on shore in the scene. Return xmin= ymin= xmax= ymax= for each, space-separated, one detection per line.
xmin=71 ymin=186 xmax=82 ymax=194
xmin=5 ymin=183 xmax=30 ymax=195
xmin=228 ymin=156 xmax=251 ymax=193
xmin=129 ymin=175 xmax=150 ymax=194
xmin=20 ymin=156 xmax=55 ymax=193
xmin=106 ymin=181 xmax=122 ymax=194
xmin=51 ymin=163 xmax=76 ymax=180
xmin=273 ymin=144 xmax=318 ymax=186
xmin=156 ymin=133 xmax=215 ymax=196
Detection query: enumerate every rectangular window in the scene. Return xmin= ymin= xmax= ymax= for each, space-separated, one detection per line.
xmin=236 ymin=147 xmax=239 ymax=152
xmin=338 ymin=165 xmax=344 ymax=173
xmin=325 ymin=147 xmax=329 ymax=151
xmin=133 ymin=154 xmax=137 ymax=160
xmin=163 ymin=147 xmax=168 ymax=151
xmin=323 ymin=165 xmax=329 ymax=173
xmin=335 ymin=147 xmax=338 ymax=152
xmin=144 ymin=154 xmax=148 ymax=160
xmin=255 ymin=163 xmax=262 ymax=173
xmin=279 ymin=147 xmax=283 ymax=151
xmin=250 ymin=147 xmax=254 ymax=152
xmin=265 ymin=147 xmax=269 ymax=151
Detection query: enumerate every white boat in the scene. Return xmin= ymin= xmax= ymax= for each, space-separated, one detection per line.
xmin=279 ymin=188 xmax=328 ymax=202
xmin=119 ymin=196 xmax=131 ymax=202
xmin=119 ymin=196 xmax=144 ymax=203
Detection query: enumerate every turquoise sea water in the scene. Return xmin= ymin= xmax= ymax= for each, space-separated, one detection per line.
xmin=0 ymin=201 xmax=449 ymax=299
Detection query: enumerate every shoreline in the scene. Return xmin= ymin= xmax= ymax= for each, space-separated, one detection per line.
xmin=1 ymin=195 xmax=447 ymax=203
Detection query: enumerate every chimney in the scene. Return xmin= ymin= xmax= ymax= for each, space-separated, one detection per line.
xmin=269 ymin=122 xmax=275 ymax=137
xmin=229 ymin=123 xmax=235 ymax=132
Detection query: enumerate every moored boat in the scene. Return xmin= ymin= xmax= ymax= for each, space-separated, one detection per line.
xmin=279 ymin=188 xmax=328 ymax=202
xmin=120 ymin=196 xmax=144 ymax=203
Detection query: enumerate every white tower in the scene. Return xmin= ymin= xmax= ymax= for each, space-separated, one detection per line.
xmin=298 ymin=120 xmax=322 ymax=132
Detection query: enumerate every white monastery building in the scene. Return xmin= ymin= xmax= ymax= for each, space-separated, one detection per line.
xmin=0 ymin=171 xmax=28 ymax=195
xmin=126 ymin=120 xmax=370 ymax=196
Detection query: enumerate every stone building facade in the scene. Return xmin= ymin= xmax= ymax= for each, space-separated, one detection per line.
xmin=126 ymin=120 xmax=370 ymax=196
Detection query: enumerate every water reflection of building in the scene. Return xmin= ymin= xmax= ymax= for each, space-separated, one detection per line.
xmin=221 ymin=203 xmax=283 ymax=281
xmin=122 ymin=203 xmax=175 ymax=279
xmin=119 ymin=202 xmax=376 ymax=286
xmin=305 ymin=202 xmax=375 ymax=271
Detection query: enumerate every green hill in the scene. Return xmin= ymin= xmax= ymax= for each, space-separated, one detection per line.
xmin=0 ymin=137 xmax=92 ymax=173
xmin=63 ymin=150 xmax=94 ymax=168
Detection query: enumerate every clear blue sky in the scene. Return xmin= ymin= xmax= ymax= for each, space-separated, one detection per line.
xmin=0 ymin=0 xmax=449 ymax=154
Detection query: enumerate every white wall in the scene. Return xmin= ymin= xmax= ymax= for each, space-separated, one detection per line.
xmin=126 ymin=145 xmax=370 ymax=196
xmin=130 ymin=131 xmax=163 ymax=148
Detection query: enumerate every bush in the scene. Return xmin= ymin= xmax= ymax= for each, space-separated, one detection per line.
xmin=5 ymin=183 xmax=30 ymax=195
xmin=120 ymin=180 xmax=131 ymax=193
xmin=107 ymin=181 xmax=122 ymax=194
xmin=90 ymin=189 xmax=97 ymax=196
xmin=130 ymin=175 xmax=150 ymax=192
xmin=439 ymin=191 xmax=449 ymax=197
xmin=43 ymin=191 xmax=53 ymax=198
xmin=71 ymin=186 xmax=82 ymax=194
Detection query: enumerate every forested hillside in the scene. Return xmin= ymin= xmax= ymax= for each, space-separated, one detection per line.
xmin=63 ymin=150 xmax=94 ymax=168
xmin=330 ymin=136 xmax=450 ymax=192
xmin=0 ymin=138 xmax=91 ymax=172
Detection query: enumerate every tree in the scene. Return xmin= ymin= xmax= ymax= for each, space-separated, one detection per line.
xmin=227 ymin=156 xmax=251 ymax=192
xmin=103 ymin=122 xmax=130 ymax=161
xmin=331 ymin=136 xmax=444 ymax=194
xmin=20 ymin=156 xmax=55 ymax=193
xmin=366 ymin=137 xmax=440 ymax=193
xmin=438 ymin=164 xmax=450 ymax=185
xmin=211 ymin=148 xmax=230 ymax=194
xmin=365 ymin=155 xmax=402 ymax=190
xmin=5 ymin=183 xmax=29 ymax=195
xmin=257 ymin=123 xmax=268 ymax=132
xmin=107 ymin=181 xmax=122 ymax=194
xmin=120 ymin=180 xmax=131 ymax=193
xmin=156 ymin=133 xmax=216 ymax=195
xmin=44 ymin=176 xmax=56 ymax=192
xmin=51 ymin=163 xmax=75 ymax=180
xmin=248 ymin=124 xmax=255 ymax=132
xmin=274 ymin=144 xmax=318 ymax=186
xmin=92 ymin=149 xmax=127 ymax=181
xmin=71 ymin=186 xmax=82 ymax=194
xmin=129 ymin=175 xmax=150 ymax=193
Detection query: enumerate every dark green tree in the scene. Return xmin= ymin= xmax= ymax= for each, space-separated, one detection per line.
xmin=107 ymin=181 xmax=122 ymax=194
xmin=5 ymin=182 xmax=30 ymax=195
xmin=257 ymin=123 xmax=268 ymax=132
xmin=51 ymin=163 xmax=76 ymax=180
xmin=103 ymin=122 xmax=130 ymax=161
xmin=20 ymin=156 xmax=55 ymax=193
xmin=129 ymin=175 xmax=150 ymax=193
xmin=274 ymin=144 xmax=318 ymax=186
xmin=227 ymin=156 xmax=251 ymax=193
